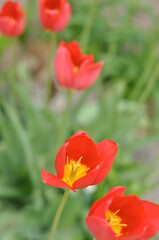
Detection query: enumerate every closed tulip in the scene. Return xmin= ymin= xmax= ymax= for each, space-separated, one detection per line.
xmin=0 ymin=1 xmax=25 ymax=37
xmin=41 ymin=131 xmax=118 ymax=191
xmin=39 ymin=0 xmax=71 ymax=32
xmin=86 ymin=186 xmax=159 ymax=240
xmin=54 ymin=41 xmax=103 ymax=90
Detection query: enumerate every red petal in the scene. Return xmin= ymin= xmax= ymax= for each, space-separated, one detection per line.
xmin=0 ymin=1 xmax=25 ymax=37
xmin=140 ymin=200 xmax=159 ymax=239
xmin=54 ymin=45 xmax=74 ymax=88
xmin=64 ymin=41 xmax=84 ymax=66
xmin=80 ymin=55 xmax=95 ymax=71
xmin=53 ymin=3 xmax=71 ymax=32
xmin=88 ymin=187 xmax=126 ymax=218
xmin=41 ymin=169 xmax=74 ymax=190
xmin=81 ymin=54 xmax=94 ymax=66
xmin=86 ymin=216 xmax=117 ymax=240
xmin=72 ymin=167 xmax=98 ymax=189
xmin=65 ymin=132 xmax=99 ymax=169
xmin=74 ymin=61 xmax=103 ymax=90
xmin=55 ymin=143 xmax=67 ymax=178
xmin=66 ymin=131 xmax=88 ymax=139
xmin=92 ymin=140 xmax=118 ymax=185
xmin=42 ymin=0 xmax=64 ymax=9
xmin=0 ymin=1 xmax=22 ymax=19
xmin=110 ymin=195 xmax=146 ymax=237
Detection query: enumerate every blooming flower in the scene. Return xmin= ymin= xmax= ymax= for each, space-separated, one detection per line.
xmin=54 ymin=41 xmax=103 ymax=90
xmin=39 ymin=0 xmax=71 ymax=32
xmin=0 ymin=1 xmax=25 ymax=37
xmin=41 ymin=131 xmax=118 ymax=191
xmin=86 ymin=186 xmax=159 ymax=240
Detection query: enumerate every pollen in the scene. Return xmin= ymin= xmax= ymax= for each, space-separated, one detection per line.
xmin=62 ymin=156 xmax=90 ymax=187
xmin=106 ymin=209 xmax=127 ymax=237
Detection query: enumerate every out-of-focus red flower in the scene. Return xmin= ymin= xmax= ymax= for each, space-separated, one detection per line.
xmin=54 ymin=41 xmax=103 ymax=90
xmin=86 ymin=186 xmax=159 ymax=240
xmin=39 ymin=0 xmax=71 ymax=32
xmin=0 ymin=1 xmax=25 ymax=37
xmin=41 ymin=131 xmax=118 ymax=192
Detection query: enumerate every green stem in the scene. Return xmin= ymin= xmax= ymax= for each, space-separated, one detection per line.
xmin=80 ymin=0 xmax=97 ymax=51
xmin=11 ymin=38 xmax=18 ymax=80
xmin=45 ymin=33 xmax=58 ymax=106
xmin=48 ymin=189 xmax=70 ymax=240
xmin=56 ymin=89 xmax=73 ymax=150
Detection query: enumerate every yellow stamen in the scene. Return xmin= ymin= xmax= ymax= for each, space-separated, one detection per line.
xmin=62 ymin=156 xmax=90 ymax=187
xmin=106 ymin=209 xmax=127 ymax=237
xmin=73 ymin=66 xmax=79 ymax=74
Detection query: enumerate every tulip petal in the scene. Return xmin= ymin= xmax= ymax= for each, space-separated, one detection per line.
xmin=55 ymin=143 xmax=67 ymax=178
xmin=65 ymin=132 xmax=99 ymax=168
xmin=54 ymin=46 xmax=74 ymax=88
xmin=39 ymin=1 xmax=59 ymax=30
xmin=110 ymin=195 xmax=146 ymax=237
xmin=86 ymin=216 xmax=117 ymax=240
xmin=63 ymin=41 xmax=84 ymax=66
xmin=92 ymin=140 xmax=118 ymax=185
xmin=0 ymin=1 xmax=25 ymax=37
xmin=88 ymin=187 xmax=126 ymax=218
xmin=80 ymin=55 xmax=95 ymax=70
xmin=74 ymin=61 xmax=103 ymax=90
xmin=140 ymin=200 xmax=159 ymax=239
xmin=73 ymin=167 xmax=98 ymax=189
xmin=41 ymin=169 xmax=74 ymax=190
xmin=67 ymin=131 xmax=88 ymax=139
xmin=53 ymin=3 xmax=71 ymax=32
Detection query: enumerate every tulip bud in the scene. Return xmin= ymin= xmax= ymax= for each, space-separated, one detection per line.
xmin=39 ymin=0 xmax=71 ymax=32
xmin=0 ymin=1 xmax=25 ymax=37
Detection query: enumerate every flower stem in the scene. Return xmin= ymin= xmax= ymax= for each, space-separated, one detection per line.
xmin=48 ymin=189 xmax=70 ymax=240
xmin=56 ymin=89 xmax=73 ymax=151
xmin=11 ymin=38 xmax=18 ymax=80
xmin=45 ymin=33 xmax=58 ymax=106
xmin=80 ymin=0 xmax=97 ymax=51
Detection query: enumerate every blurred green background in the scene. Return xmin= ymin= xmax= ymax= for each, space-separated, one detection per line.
xmin=0 ymin=0 xmax=159 ymax=239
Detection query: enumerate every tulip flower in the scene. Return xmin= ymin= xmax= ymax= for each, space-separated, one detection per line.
xmin=0 ymin=1 xmax=25 ymax=37
xmin=54 ymin=41 xmax=103 ymax=90
xmin=41 ymin=131 xmax=118 ymax=191
xmin=86 ymin=186 xmax=159 ymax=240
xmin=39 ymin=0 xmax=71 ymax=32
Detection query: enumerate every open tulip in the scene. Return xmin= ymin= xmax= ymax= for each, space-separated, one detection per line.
xmin=39 ymin=0 xmax=71 ymax=32
xmin=54 ymin=41 xmax=103 ymax=90
xmin=86 ymin=186 xmax=159 ymax=240
xmin=41 ymin=131 xmax=118 ymax=191
xmin=0 ymin=1 xmax=25 ymax=37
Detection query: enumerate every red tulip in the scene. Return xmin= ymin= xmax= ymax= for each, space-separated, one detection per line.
xmin=86 ymin=186 xmax=159 ymax=240
xmin=54 ymin=41 xmax=103 ymax=90
xmin=41 ymin=131 xmax=118 ymax=192
xmin=0 ymin=1 xmax=25 ymax=37
xmin=39 ymin=0 xmax=71 ymax=32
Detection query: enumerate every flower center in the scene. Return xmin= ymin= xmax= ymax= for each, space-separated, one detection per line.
xmin=8 ymin=16 xmax=16 ymax=25
xmin=106 ymin=209 xmax=127 ymax=237
xmin=73 ymin=66 xmax=79 ymax=74
xmin=62 ymin=156 xmax=90 ymax=187
xmin=46 ymin=8 xmax=59 ymax=14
